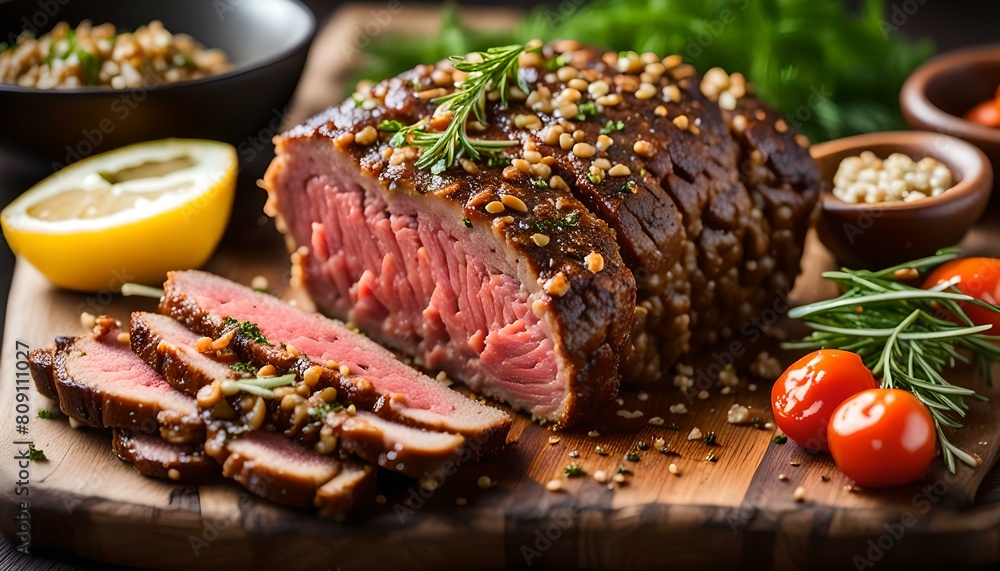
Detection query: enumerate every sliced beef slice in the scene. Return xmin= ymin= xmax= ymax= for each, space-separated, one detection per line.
xmin=206 ymin=429 xmax=373 ymax=513
xmin=112 ymin=428 xmax=219 ymax=483
xmin=52 ymin=316 xmax=203 ymax=443
xmin=161 ymin=270 xmax=511 ymax=458
xmin=324 ymin=410 xmax=466 ymax=478
xmin=29 ymin=347 xmax=58 ymax=401
xmin=130 ymin=311 xmax=242 ymax=396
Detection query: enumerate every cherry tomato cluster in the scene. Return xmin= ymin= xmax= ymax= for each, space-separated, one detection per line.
xmin=771 ymin=349 xmax=936 ymax=487
xmin=771 ymin=257 xmax=1000 ymax=487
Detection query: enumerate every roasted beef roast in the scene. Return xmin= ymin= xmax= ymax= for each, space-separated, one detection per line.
xmin=263 ymin=42 xmax=819 ymax=426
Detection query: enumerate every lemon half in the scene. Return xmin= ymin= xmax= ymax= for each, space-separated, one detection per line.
xmin=1 ymin=139 xmax=237 ymax=292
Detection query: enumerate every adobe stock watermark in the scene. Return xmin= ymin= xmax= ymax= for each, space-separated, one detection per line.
xmin=683 ymin=288 xmax=794 ymax=405
xmin=4 ymin=0 xmax=70 ymax=46
xmin=176 ymin=105 xmax=291 ymax=226
xmin=683 ymin=0 xmax=751 ymax=60
xmin=393 ymin=437 xmax=486 ymax=523
xmin=520 ymin=507 xmax=579 ymax=567
xmin=879 ymin=0 xmax=930 ymax=39
xmin=783 ymin=84 xmax=834 ymax=137
xmin=852 ymin=469 xmax=961 ymax=569
xmin=541 ymin=0 xmax=586 ymax=27
xmin=338 ymin=0 xmax=404 ymax=61
xmin=49 ymin=65 xmax=168 ymax=172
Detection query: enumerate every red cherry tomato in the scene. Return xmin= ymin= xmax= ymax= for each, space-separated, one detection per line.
xmin=963 ymin=99 xmax=1000 ymax=127
xmin=923 ymin=257 xmax=1000 ymax=331
xmin=827 ymin=389 xmax=936 ymax=487
xmin=771 ymin=349 xmax=878 ymax=451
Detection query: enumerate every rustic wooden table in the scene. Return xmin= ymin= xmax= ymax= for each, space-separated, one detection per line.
xmin=0 ymin=4 xmax=1000 ymax=570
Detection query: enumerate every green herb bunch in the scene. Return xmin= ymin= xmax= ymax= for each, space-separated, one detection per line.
xmin=359 ymin=0 xmax=931 ymax=143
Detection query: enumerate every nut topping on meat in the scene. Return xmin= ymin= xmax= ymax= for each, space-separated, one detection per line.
xmin=264 ymin=41 xmax=819 ymax=425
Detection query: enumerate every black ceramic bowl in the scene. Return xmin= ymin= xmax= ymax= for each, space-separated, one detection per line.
xmin=0 ymin=0 xmax=315 ymax=164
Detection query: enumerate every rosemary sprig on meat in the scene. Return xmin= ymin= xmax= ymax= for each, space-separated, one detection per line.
xmin=391 ymin=43 xmax=534 ymax=174
xmin=784 ymin=248 xmax=1000 ymax=473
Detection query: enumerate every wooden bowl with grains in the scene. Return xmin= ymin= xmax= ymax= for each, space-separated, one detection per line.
xmin=812 ymin=131 xmax=992 ymax=269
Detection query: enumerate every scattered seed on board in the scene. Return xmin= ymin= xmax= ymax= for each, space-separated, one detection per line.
xmin=477 ymin=475 xmax=493 ymax=489
xmin=546 ymin=479 xmax=564 ymax=492
xmin=793 ymin=486 xmax=807 ymax=502
xmin=668 ymin=463 xmax=680 ymax=475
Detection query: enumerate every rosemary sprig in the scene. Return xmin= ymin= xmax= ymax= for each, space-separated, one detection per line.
xmin=391 ymin=44 xmax=532 ymax=174
xmin=785 ymin=248 xmax=1000 ymax=473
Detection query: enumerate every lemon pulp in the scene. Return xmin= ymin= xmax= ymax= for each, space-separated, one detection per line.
xmin=1 ymin=139 xmax=237 ymax=292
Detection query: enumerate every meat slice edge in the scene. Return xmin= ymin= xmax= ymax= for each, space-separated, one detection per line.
xmin=112 ymin=428 xmax=219 ymax=484
xmin=52 ymin=317 xmax=203 ymax=444
xmin=161 ymin=269 xmax=512 ymax=458
xmin=324 ymin=410 xmax=466 ymax=478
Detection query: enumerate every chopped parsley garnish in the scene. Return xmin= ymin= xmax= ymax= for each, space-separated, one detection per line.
xmin=36 ymin=410 xmax=55 ymax=420
xmin=750 ymin=417 xmax=765 ymax=430
xmin=409 ymin=78 xmax=422 ymax=90
xmin=599 ymin=120 xmax=624 ymax=134
xmin=378 ymin=119 xmax=405 ymax=132
xmin=230 ymin=361 xmax=259 ymax=375
xmin=42 ymin=28 xmax=99 ymax=85
xmin=534 ymin=179 xmax=548 ymax=189
xmin=28 ymin=444 xmax=46 ymax=461
xmin=462 ymin=216 xmax=472 ymax=228
xmin=575 ymin=101 xmax=599 ymax=121
xmin=311 ymin=401 xmax=344 ymax=421
xmin=773 ymin=435 xmax=788 ymax=445
xmin=545 ymin=53 xmax=567 ymax=70
xmin=532 ymin=211 xmax=579 ymax=232
xmin=223 ymin=317 xmax=270 ymax=345
xmin=350 ymin=92 xmax=365 ymax=107
xmin=564 ymin=463 xmax=586 ymax=477
xmin=485 ymin=155 xmax=512 ymax=168
xmin=703 ymin=432 xmax=718 ymax=446
xmin=667 ymin=422 xmax=679 ymax=430
xmin=587 ymin=172 xmax=601 ymax=184
xmin=705 ymin=452 xmax=718 ymax=463
xmin=626 ymin=452 xmax=640 ymax=462
xmin=622 ymin=180 xmax=638 ymax=194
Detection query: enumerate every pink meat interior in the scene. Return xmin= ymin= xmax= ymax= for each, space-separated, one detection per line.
xmin=69 ymin=331 xmax=196 ymax=415
xmin=175 ymin=271 xmax=507 ymax=425
xmin=272 ymin=144 xmax=568 ymax=418
xmin=227 ymin=431 xmax=340 ymax=481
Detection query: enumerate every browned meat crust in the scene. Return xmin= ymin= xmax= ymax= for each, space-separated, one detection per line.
xmin=112 ymin=428 xmax=219 ymax=484
xmin=264 ymin=41 xmax=818 ymax=425
xmin=52 ymin=317 xmax=203 ymax=443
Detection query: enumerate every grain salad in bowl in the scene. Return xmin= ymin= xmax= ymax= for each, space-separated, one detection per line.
xmin=0 ymin=20 xmax=231 ymax=89
xmin=831 ymin=151 xmax=954 ymax=204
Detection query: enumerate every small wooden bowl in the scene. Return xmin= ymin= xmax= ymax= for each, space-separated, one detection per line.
xmin=901 ymin=45 xmax=1000 ymax=178
xmin=812 ymin=131 xmax=992 ymax=269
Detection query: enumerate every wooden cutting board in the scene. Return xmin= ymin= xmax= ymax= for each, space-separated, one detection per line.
xmin=3 ymin=5 xmax=1000 ymax=570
